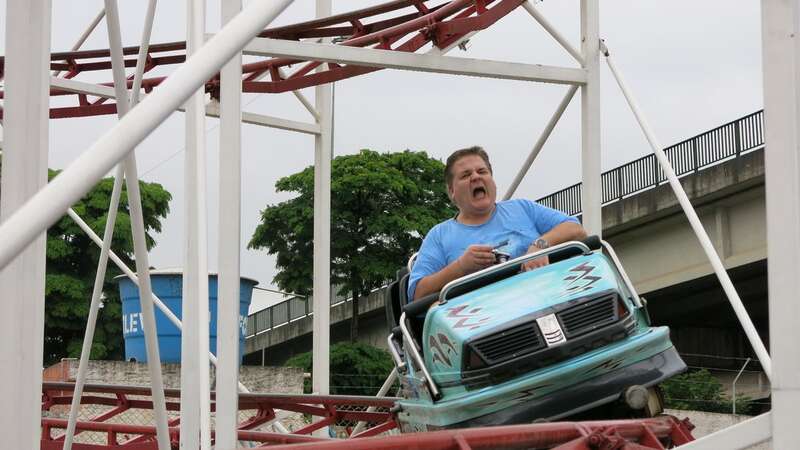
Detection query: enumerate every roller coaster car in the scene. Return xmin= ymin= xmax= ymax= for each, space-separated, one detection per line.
xmin=385 ymin=236 xmax=686 ymax=431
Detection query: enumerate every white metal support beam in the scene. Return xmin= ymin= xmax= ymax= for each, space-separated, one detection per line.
xmin=181 ymin=0 xmax=212 ymax=447
xmin=49 ymin=78 xmax=321 ymax=135
xmin=216 ymin=0 xmax=244 ymax=447
xmin=761 ymin=1 xmax=800 ymax=448
xmin=244 ymin=38 xmax=588 ymax=85
xmin=313 ymin=0 xmax=333 ymax=405
xmin=579 ymin=0 xmax=602 ymax=236
xmin=0 ymin=1 xmax=50 ymax=448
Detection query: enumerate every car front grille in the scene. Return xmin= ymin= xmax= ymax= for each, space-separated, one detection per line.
xmin=558 ymin=294 xmax=618 ymax=338
xmin=469 ymin=322 xmax=544 ymax=368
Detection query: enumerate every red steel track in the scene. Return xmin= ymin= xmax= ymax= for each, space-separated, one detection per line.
xmin=0 ymin=0 xmax=526 ymax=119
xmin=41 ymin=381 xmax=398 ymax=449
xmin=41 ymin=382 xmax=695 ymax=449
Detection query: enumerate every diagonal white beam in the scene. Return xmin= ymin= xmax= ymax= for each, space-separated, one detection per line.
xmin=64 ymin=166 xmax=126 ymax=450
xmin=244 ymin=38 xmax=588 ymax=85
xmin=503 ymin=85 xmax=578 ymax=200
xmin=50 ymin=78 xmax=321 ymax=135
xmin=522 ymin=1 xmax=583 ymax=65
xmin=103 ymin=1 xmax=171 ymax=448
xmin=65 ymin=208 xmax=251 ymax=392
xmin=65 ymin=4 xmax=159 ymax=449
xmin=604 ymin=44 xmax=772 ymax=379
xmin=52 ymin=8 xmax=106 ymax=77
xmin=277 ymin=67 xmax=319 ymax=121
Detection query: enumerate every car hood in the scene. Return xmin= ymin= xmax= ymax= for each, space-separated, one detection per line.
xmin=422 ymin=253 xmax=622 ymax=379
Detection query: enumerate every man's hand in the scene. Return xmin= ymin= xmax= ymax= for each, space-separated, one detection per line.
xmin=457 ymin=244 xmax=496 ymax=275
xmin=521 ymin=245 xmax=549 ymax=272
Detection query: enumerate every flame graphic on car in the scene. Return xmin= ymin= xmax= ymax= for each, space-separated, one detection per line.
xmin=559 ymin=262 xmax=601 ymax=297
xmin=429 ymin=332 xmax=457 ymax=368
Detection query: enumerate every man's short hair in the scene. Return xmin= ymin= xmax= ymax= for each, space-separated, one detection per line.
xmin=444 ymin=146 xmax=493 ymax=187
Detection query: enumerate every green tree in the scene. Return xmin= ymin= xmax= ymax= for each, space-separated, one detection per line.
xmin=285 ymin=342 xmax=395 ymax=396
xmin=249 ymin=149 xmax=455 ymax=340
xmin=44 ymin=170 xmax=171 ymax=364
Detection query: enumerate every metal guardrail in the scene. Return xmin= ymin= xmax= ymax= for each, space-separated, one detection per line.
xmin=247 ymin=110 xmax=765 ymax=338
xmin=246 ymin=285 xmax=386 ymax=338
xmin=537 ymin=110 xmax=765 ymax=216
xmin=246 ymin=292 xmax=320 ymax=338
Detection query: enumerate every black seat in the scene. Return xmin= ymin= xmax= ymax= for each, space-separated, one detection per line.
xmin=385 ymin=267 xmax=409 ymax=329
xmin=385 ymin=266 xmax=435 ymax=346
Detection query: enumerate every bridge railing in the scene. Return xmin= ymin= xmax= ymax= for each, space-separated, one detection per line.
xmin=245 ymin=286 xmax=370 ymax=338
xmin=247 ymin=293 xmax=315 ymax=338
xmin=247 ymin=110 xmax=766 ymax=338
xmin=538 ymin=110 xmax=764 ymax=216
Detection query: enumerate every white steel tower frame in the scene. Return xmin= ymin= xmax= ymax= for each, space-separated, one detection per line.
xmin=0 ymin=1 xmax=793 ymax=448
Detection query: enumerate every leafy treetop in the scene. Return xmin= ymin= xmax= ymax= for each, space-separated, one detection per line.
xmin=249 ymin=149 xmax=455 ymax=300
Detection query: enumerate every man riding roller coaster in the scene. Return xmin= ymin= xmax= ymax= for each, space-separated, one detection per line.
xmin=408 ymin=146 xmax=587 ymax=301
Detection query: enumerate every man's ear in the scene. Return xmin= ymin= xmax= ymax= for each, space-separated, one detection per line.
xmin=447 ymin=183 xmax=454 ymax=201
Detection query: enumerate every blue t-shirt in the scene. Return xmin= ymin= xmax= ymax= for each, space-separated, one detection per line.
xmin=407 ymin=199 xmax=578 ymax=301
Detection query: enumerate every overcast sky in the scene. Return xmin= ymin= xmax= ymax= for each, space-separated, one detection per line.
xmin=0 ymin=1 xmax=764 ymax=295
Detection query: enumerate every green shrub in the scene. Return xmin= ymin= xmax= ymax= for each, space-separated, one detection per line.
xmin=661 ymin=369 xmax=754 ymax=414
xmin=285 ymin=342 xmax=395 ymax=396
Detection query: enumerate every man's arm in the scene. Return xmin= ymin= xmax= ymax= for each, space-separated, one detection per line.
xmin=537 ymin=221 xmax=587 ymax=248
xmin=413 ymin=244 xmax=495 ymax=300
xmin=521 ymin=222 xmax=587 ymax=271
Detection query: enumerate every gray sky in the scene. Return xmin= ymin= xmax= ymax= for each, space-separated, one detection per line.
xmin=0 ymin=1 xmax=764 ymax=295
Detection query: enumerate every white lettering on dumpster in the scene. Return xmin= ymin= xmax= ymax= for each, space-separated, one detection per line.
xmin=122 ymin=312 xmax=145 ymax=335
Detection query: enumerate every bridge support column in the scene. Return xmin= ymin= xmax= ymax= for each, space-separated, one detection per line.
xmin=762 ymin=1 xmax=800 ymax=449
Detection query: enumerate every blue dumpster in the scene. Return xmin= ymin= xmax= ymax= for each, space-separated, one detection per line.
xmin=117 ymin=270 xmax=257 ymax=363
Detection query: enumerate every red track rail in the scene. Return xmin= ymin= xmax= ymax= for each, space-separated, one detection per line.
xmin=0 ymin=0 xmax=525 ymax=120
xmin=41 ymin=382 xmax=695 ymax=449
xmin=41 ymin=381 xmax=398 ymax=449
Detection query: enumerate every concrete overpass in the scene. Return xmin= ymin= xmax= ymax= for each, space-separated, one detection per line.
xmin=244 ymin=110 xmax=768 ymax=384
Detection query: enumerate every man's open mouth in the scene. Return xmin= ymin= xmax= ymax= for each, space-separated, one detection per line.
xmin=472 ymin=186 xmax=486 ymax=199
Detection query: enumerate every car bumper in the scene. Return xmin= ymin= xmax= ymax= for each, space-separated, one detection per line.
xmin=396 ymin=327 xmax=684 ymax=429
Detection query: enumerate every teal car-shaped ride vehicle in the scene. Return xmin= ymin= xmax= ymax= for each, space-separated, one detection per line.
xmin=385 ymin=237 xmax=686 ymax=431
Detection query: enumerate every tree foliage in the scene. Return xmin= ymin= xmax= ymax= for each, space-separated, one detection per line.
xmin=44 ymin=170 xmax=171 ymax=364
xmin=285 ymin=342 xmax=395 ymax=396
xmin=661 ymin=369 xmax=754 ymax=414
xmin=249 ymin=149 xmax=455 ymax=338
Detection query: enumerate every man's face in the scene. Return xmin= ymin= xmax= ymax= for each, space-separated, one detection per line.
xmin=448 ymin=154 xmax=497 ymax=217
